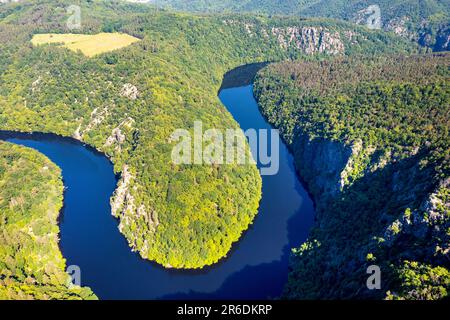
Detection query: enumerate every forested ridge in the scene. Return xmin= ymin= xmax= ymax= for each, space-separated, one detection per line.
xmin=254 ymin=53 xmax=450 ymax=299
xmin=0 ymin=142 xmax=96 ymax=299
xmin=154 ymin=0 xmax=450 ymax=51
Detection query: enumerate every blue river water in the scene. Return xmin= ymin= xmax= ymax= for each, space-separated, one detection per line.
xmin=0 ymin=83 xmax=314 ymax=299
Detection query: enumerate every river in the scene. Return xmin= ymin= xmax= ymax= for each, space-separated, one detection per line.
xmin=0 ymin=65 xmax=314 ymax=299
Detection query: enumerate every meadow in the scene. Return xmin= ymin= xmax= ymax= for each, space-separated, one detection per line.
xmin=31 ymin=33 xmax=141 ymax=57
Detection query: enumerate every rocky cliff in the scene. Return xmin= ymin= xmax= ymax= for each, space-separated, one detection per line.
xmin=223 ymin=20 xmax=348 ymax=55
xmin=291 ymin=133 xmax=352 ymax=201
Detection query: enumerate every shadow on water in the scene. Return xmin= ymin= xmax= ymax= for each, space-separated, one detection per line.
xmin=0 ymin=63 xmax=314 ymax=300
xmin=219 ymin=62 xmax=269 ymax=91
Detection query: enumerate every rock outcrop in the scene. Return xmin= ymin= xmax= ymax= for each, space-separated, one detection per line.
xmin=435 ymin=26 xmax=450 ymax=52
xmin=351 ymin=11 xmax=450 ymax=52
xmin=284 ymin=126 xmax=449 ymax=299
xmin=254 ymin=69 xmax=449 ymax=298
xmin=104 ymin=117 xmax=135 ymax=152
xmin=31 ymin=76 xmax=42 ymax=93
xmin=110 ymin=165 xmax=159 ymax=255
xmin=120 ymin=83 xmax=139 ymax=100
xmin=383 ymin=178 xmax=450 ymax=259
xmin=222 ymin=20 xmax=346 ymax=55
xmin=73 ymin=107 xmax=109 ymax=140
xmin=271 ymin=26 xmax=345 ymax=55
xmin=291 ymin=133 xmax=353 ymax=201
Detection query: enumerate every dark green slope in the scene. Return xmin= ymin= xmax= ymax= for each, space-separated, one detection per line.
xmin=1 ymin=0 xmax=433 ymax=299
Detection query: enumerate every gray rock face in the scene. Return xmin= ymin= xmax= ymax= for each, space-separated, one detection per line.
xmin=111 ymin=165 xmax=133 ymax=218
xmin=385 ymin=16 xmax=412 ymax=37
xmin=271 ymin=26 xmax=345 ymax=55
xmin=350 ymin=9 xmax=449 ymax=52
xmin=73 ymin=107 xmax=110 ymax=140
xmin=120 ymin=83 xmax=139 ymax=100
xmin=222 ymin=20 xmax=346 ymax=55
xmin=291 ymin=133 xmax=353 ymax=202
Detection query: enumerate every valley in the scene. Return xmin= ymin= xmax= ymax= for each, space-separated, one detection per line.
xmin=0 ymin=0 xmax=415 ymax=272
xmin=0 ymin=0 xmax=448 ymax=301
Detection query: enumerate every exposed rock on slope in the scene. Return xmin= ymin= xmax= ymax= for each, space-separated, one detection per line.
xmin=120 ymin=83 xmax=139 ymax=100
xmin=291 ymin=133 xmax=353 ymax=201
xmin=271 ymin=26 xmax=345 ymax=55
xmin=157 ymin=0 xmax=450 ymax=51
xmin=354 ymin=14 xmax=450 ymax=52
xmin=104 ymin=117 xmax=135 ymax=152
xmin=73 ymin=107 xmax=109 ymax=140
xmin=284 ymin=126 xmax=449 ymax=300
xmin=435 ymin=27 xmax=450 ymax=51
xmin=111 ymin=165 xmax=133 ymax=218
xmin=110 ymin=164 xmax=158 ymax=258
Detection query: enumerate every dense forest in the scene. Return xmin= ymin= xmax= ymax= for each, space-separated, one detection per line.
xmin=0 ymin=142 xmax=96 ymax=299
xmin=0 ymin=0 xmax=417 ymax=275
xmin=4 ymin=0 xmax=448 ymax=300
xmin=154 ymin=0 xmax=450 ymax=51
xmin=254 ymin=53 xmax=449 ymax=299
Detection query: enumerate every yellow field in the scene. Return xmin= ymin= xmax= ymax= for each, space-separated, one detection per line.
xmin=31 ymin=33 xmax=141 ymax=57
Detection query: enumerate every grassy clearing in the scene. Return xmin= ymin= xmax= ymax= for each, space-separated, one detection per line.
xmin=31 ymin=33 xmax=141 ymax=57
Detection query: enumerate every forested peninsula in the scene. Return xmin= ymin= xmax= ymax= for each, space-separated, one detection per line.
xmin=0 ymin=141 xmax=96 ymax=299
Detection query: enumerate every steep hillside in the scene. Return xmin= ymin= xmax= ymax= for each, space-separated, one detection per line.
xmin=0 ymin=0 xmax=417 ymax=271
xmin=254 ymin=53 xmax=450 ymax=299
xmin=153 ymin=0 xmax=450 ymax=51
